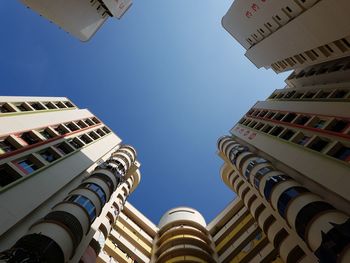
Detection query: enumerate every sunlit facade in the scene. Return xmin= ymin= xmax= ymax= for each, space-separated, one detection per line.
xmin=19 ymin=0 xmax=132 ymax=41
xmin=0 ymin=96 xmax=141 ymax=262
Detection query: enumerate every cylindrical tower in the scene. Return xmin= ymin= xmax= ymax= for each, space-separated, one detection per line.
xmin=0 ymin=144 xmax=140 ymax=263
xmin=154 ymin=207 xmax=216 ymax=263
xmin=218 ymin=136 xmax=350 ymax=263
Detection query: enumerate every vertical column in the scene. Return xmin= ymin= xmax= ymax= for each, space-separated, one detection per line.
xmin=218 ymin=136 xmax=350 ymax=263
xmin=0 ymin=145 xmax=139 ymax=263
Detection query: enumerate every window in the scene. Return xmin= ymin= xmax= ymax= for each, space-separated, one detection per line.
xmin=55 ymin=125 xmax=68 ymax=135
xmin=295 ymin=134 xmax=311 ymax=146
xmin=284 ymin=91 xmax=296 ymax=99
xmin=273 ymin=113 xmax=285 ymax=121
xmin=0 ymin=164 xmax=22 ymax=187
xmin=283 ymin=113 xmax=297 ymax=123
xmin=255 ymin=123 xmax=264 ymax=130
xmin=270 ymin=126 xmax=284 ymax=136
xmin=303 ymin=91 xmax=316 ymax=99
xmin=15 ymin=157 xmax=41 ymax=174
xmin=311 ymin=119 xmax=327 ymax=129
xmin=39 ymin=129 xmax=54 ymax=140
xmin=20 ymin=132 xmax=40 ymax=145
xmin=102 ymin=127 xmax=111 ymax=134
xmin=0 ymin=103 xmax=11 ymax=113
xmin=294 ymin=115 xmax=310 ymax=125
xmin=262 ymin=125 xmax=273 ymax=133
xmin=331 ymin=90 xmax=348 ymax=99
xmin=55 ymin=102 xmax=66 ymax=109
xmin=96 ymin=129 xmax=105 ymax=137
xmin=0 ymin=139 xmax=16 ymax=154
xmin=84 ymin=183 xmax=106 ymax=205
xmin=92 ymin=117 xmax=100 ymax=124
xmin=66 ymin=122 xmax=79 ymax=131
xmin=77 ymin=121 xmax=87 ymax=129
xmin=39 ymin=148 xmax=60 ymax=163
xmin=280 ymin=130 xmax=295 ymax=140
xmin=66 ymin=195 xmax=96 ymax=221
xmin=85 ymin=119 xmax=95 ymax=126
xmin=327 ymin=119 xmax=349 ymax=133
xmin=54 ymin=143 xmax=74 ymax=155
xmin=277 ymin=187 xmax=309 ymax=218
xmin=331 ymin=145 xmax=350 ymax=162
xmin=15 ymin=103 xmax=30 ymax=112
xmin=264 ymin=174 xmax=290 ymax=201
xmin=30 ymin=102 xmax=45 ymax=110
xmin=79 ymin=135 xmax=92 ymax=144
xmin=308 ymin=137 xmax=329 ymax=152
xmin=44 ymin=102 xmax=56 ymax=109
xmin=64 ymin=101 xmax=75 ymax=108
xmin=89 ymin=131 xmax=99 ymax=140
xmin=318 ymin=91 xmax=331 ymax=98
xmin=69 ymin=138 xmax=83 ymax=149
xmin=254 ymin=166 xmax=273 ymax=189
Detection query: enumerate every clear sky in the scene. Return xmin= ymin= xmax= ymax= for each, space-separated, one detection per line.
xmin=0 ymin=1 xmax=288 ymax=224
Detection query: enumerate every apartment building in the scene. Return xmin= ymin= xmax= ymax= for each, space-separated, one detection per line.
xmin=222 ymin=0 xmax=350 ymax=73
xmin=0 ymin=96 xmax=141 ymax=263
xmin=19 ymin=0 xmax=132 ymax=41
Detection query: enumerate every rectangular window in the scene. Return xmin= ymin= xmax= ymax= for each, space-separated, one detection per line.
xmin=80 ymin=135 xmax=93 ymax=144
xmin=295 ymin=115 xmax=310 ymax=125
xmin=64 ymin=101 xmax=75 ymax=108
xmin=283 ymin=113 xmax=297 ymax=123
xmin=20 ymin=132 xmax=40 ymax=145
xmin=280 ymin=130 xmax=296 ymax=140
xmin=85 ymin=119 xmax=95 ymax=126
xmin=0 ymin=139 xmax=16 ymax=154
xmin=39 ymin=148 xmax=60 ymax=163
xmin=273 ymin=113 xmax=285 ymax=121
xmin=15 ymin=158 xmax=40 ymax=174
xmin=102 ymin=127 xmax=111 ymax=134
xmin=0 ymin=164 xmax=22 ymax=187
xmin=68 ymin=138 xmax=83 ymax=149
xmin=66 ymin=122 xmax=79 ymax=131
xmin=55 ymin=102 xmax=66 ymax=109
xmin=332 ymin=146 xmax=350 ymax=162
xmin=89 ymin=131 xmax=99 ymax=140
xmin=308 ymin=137 xmax=329 ymax=152
xmin=295 ymin=135 xmax=311 ymax=146
xmin=330 ymin=90 xmax=348 ymax=99
xmin=270 ymin=126 xmax=284 ymax=136
xmin=262 ymin=125 xmax=273 ymax=133
xmin=77 ymin=120 xmax=88 ymax=129
xmin=30 ymin=102 xmax=45 ymax=110
xmin=54 ymin=143 xmax=74 ymax=155
xmin=44 ymin=102 xmax=56 ymax=109
xmin=310 ymin=118 xmax=327 ymax=129
xmin=0 ymin=104 xmax=11 ymax=113
xmin=15 ymin=103 xmax=29 ymax=112
xmin=327 ymin=119 xmax=349 ymax=133
xmin=96 ymin=129 xmax=105 ymax=137
xmin=40 ymin=129 xmax=54 ymax=140
xmin=55 ymin=125 xmax=68 ymax=135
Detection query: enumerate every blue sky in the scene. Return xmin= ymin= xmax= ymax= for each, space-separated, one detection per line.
xmin=0 ymin=1 xmax=288 ymax=224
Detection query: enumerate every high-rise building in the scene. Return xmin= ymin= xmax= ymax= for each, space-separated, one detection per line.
xmin=222 ymin=0 xmax=350 ymax=73
xmin=0 ymin=96 xmax=140 ymax=263
xmin=19 ymin=0 xmax=132 ymax=41
xmin=220 ymin=1 xmax=350 ymax=262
